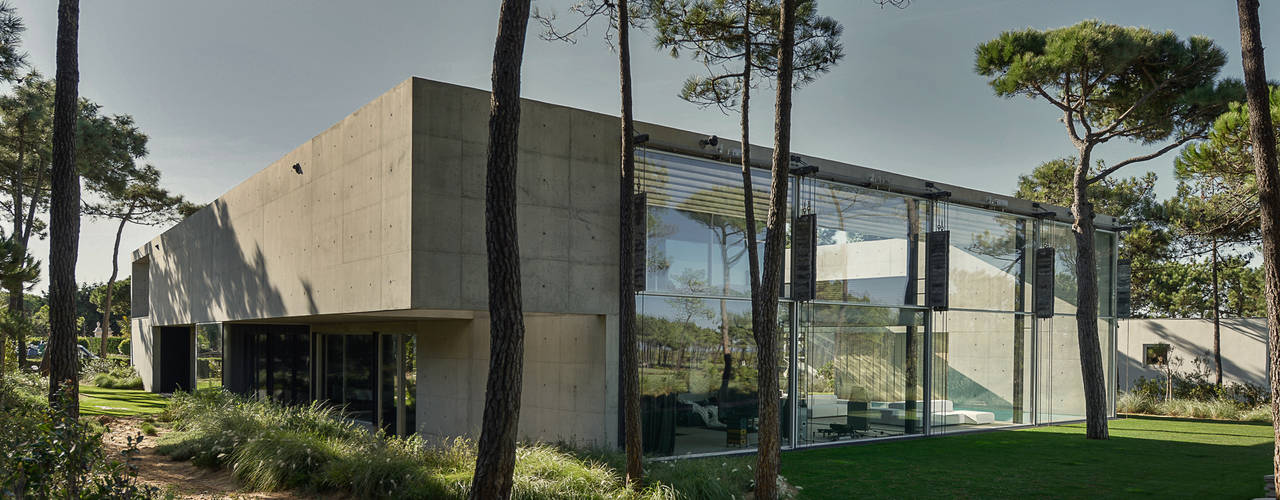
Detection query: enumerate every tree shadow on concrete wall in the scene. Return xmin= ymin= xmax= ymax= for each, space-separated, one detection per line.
xmin=147 ymin=199 xmax=318 ymax=326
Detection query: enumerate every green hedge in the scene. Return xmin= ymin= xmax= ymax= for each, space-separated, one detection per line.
xmin=78 ymin=336 xmax=127 ymax=356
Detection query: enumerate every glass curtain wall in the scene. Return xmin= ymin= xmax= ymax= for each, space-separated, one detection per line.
xmin=316 ymin=332 xmax=418 ymax=435
xmin=929 ymin=204 xmax=1034 ymax=433
xmin=636 ymin=149 xmax=1118 ymax=456
xmin=637 ymin=150 xmax=786 ymax=456
xmin=798 ymin=180 xmax=928 ymax=444
xmin=195 ymin=323 xmax=223 ymax=389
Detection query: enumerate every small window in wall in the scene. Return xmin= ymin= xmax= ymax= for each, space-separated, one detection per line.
xmin=131 ymin=257 xmax=150 ymax=317
xmin=1144 ymin=343 xmax=1170 ymax=366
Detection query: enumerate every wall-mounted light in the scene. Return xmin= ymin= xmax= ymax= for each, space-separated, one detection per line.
xmin=292 ymin=163 xmax=303 ymax=175
xmin=698 ymin=135 xmax=718 ymax=148
xmin=633 ymin=133 xmax=650 ymax=145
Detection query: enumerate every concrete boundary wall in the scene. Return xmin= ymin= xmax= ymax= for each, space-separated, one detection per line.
xmin=1117 ymin=318 xmax=1268 ymax=390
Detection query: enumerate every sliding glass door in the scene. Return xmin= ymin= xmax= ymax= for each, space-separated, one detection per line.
xmin=316 ymin=332 xmax=417 ymax=435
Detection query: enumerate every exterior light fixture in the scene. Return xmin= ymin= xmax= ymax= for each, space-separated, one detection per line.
xmin=698 ymin=135 xmax=718 ymax=147
xmin=633 ymin=133 xmax=649 ymax=145
xmin=292 ymin=163 xmax=303 ymax=175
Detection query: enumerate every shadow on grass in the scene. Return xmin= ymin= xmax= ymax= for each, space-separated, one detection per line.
xmin=79 ymin=385 xmax=169 ymax=417
xmin=782 ymin=419 xmax=1272 ymax=500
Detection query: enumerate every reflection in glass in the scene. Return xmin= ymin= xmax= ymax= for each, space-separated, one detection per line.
xmin=639 ymin=150 xmax=769 ymax=298
xmin=930 ymin=311 xmax=1033 ymax=432
xmin=1096 ymin=231 xmax=1115 ymax=317
xmin=810 ymin=181 xmax=924 ymax=305
xmin=323 ymin=334 xmax=377 ymax=424
xmin=948 ymin=205 xmax=1029 ymax=311
xmin=799 ymin=305 xmax=924 ymax=444
xmin=195 ymin=323 xmax=223 ymax=389
xmin=636 ymin=295 xmax=787 ymax=456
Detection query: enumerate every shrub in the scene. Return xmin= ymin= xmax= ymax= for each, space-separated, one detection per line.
xmin=79 ymin=336 xmax=127 ymax=357
xmin=0 ymin=379 xmax=161 ymax=498
xmin=118 ymin=338 xmax=131 ymax=356
xmin=139 ymin=421 xmax=158 ymax=436
xmin=85 ymin=360 xmax=144 ymax=390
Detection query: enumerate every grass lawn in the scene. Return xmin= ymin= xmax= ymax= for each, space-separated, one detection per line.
xmin=782 ymin=415 xmax=1273 ymax=499
xmin=79 ymin=384 xmax=168 ymax=417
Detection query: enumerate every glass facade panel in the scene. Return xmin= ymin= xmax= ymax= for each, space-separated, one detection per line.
xmin=639 ymin=150 xmax=770 ymax=298
xmin=1036 ymin=316 xmax=1115 ymax=423
xmin=1041 ymin=222 xmax=1079 ymax=315
xmin=1096 ymin=231 xmax=1115 ymax=317
xmin=195 ymin=323 xmax=223 ymax=389
xmin=947 ymin=206 xmax=1029 ymax=311
xmin=810 ymin=181 xmax=924 ymax=306
xmin=930 ymin=311 xmax=1033 ymax=432
xmin=798 ymin=304 xmax=925 ymax=444
xmin=636 ymin=295 xmax=788 ymax=456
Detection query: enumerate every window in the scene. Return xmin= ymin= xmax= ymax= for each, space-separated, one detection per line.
xmin=1144 ymin=343 xmax=1170 ymax=366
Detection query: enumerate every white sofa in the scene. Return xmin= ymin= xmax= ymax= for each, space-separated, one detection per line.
xmin=868 ymin=400 xmax=996 ymax=427
xmin=805 ymin=397 xmax=997 ymax=427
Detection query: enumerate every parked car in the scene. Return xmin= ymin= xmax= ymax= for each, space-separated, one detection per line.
xmin=23 ymin=341 xmax=98 ymax=361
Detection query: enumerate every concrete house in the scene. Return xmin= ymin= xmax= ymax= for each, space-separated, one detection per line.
xmin=131 ymin=77 xmax=1122 ymax=457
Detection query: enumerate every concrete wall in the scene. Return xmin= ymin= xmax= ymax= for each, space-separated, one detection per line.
xmin=414 ymin=313 xmax=614 ymax=447
xmin=131 ymin=316 xmax=156 ymax=391
xmin=408 ymin=79 xmax=622 ymax=316
xmin=1118 ymin=318 xmax=1268 ymax=389
xmin=131 ymin=79 xmax=414 ymax=326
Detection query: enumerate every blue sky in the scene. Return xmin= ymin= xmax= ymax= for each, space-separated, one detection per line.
xmin=7 ymin=0 xmax=1279 ymax=290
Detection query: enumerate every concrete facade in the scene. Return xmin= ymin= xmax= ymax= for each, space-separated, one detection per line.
xmin=131 ymin=78 xmax=626 ymax=446
xmin=1118 ymin=318 xmax=1269 ymax=390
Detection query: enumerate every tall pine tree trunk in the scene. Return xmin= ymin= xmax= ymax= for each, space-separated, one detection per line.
xmin=100 ymin=211 xmax=131 ymax=358
xmin=10 ymin=141 xmax=25 ymax=370
xmin=1211 ymin=238 xmax=1222 ymax=387
xmin=754 ymin=1 xmax=795 ymax=496
xmin=1235 ymin=0 xmax=1280 ymax=494
xmin=47 ymin=0 xmax=80 ymax=420
xmin=1072 ymin=148 xmax=1109 ymax=440
xmin=469 ymin=1 xmax=531 ymax=498
xmin=616 ymin=0 xmax=644 ymax=487
xmin=740 ymin=0 xmax=760 ymax=301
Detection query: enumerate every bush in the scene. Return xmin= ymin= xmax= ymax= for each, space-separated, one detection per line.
xmin=84 ymin=359 xmax=144 ymax=390
xmin=79 ymin=336 xmax=127 ymax=357
xmin=158 ymin=390 xmax=756 ymax=499
xmin=118 ymin=338 xmax=131 ymax=356
xmin=0 ymin=378 xmax=161 ymax=498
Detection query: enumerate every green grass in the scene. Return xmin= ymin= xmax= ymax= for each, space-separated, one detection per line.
xmin=782 ymin=416 xmax=1273 ymax=499
xmin=79 ymin=384 xmax=169 ymax=417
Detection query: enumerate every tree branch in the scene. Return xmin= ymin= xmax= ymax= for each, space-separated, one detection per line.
xmin=1087 ymin=134 xmax=1202 ymax=184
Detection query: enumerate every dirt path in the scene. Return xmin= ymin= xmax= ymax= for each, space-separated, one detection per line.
xmin=97 ymin=416 xmax=338 ymax=499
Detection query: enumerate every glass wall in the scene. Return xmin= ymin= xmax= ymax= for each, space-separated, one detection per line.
xmin=635 ymin=295 xmax=788 ymax=456
xmin=316 ymin=332 xmax=418 ymax=435
xmin=808 ymin=181 xmax=924 ymax=306
xmin=640 ymin=150 xmax=770 ymax=299
xmin=635 ymin=149 xmax=1119 ymax=456
xmin=798 ymin=304 xmax=924 ymax=444
xmin=195 ymin=323 xmax=223 ymax=389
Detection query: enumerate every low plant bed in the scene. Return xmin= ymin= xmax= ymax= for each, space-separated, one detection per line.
xmin=157 ymin=390 xmax=760 ymax=499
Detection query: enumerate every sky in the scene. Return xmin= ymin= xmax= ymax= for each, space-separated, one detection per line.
xmin=6 ymin=0 xmax=1279 ymax=292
